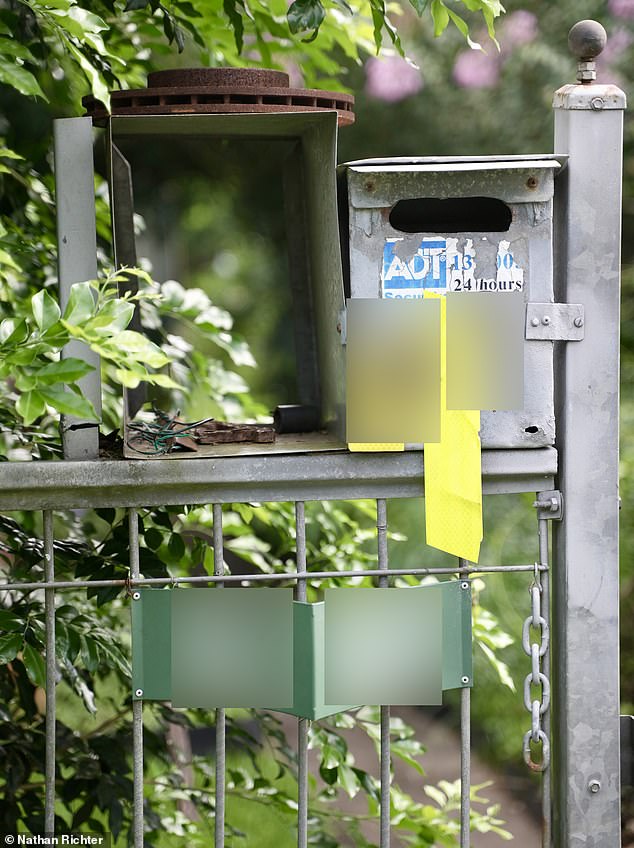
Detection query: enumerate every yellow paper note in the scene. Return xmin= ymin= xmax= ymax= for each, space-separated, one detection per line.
xmin=424 ymin=295 xmax=483 ymax=563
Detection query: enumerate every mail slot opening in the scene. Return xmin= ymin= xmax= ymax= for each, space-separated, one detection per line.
xmin=389 ymin=197 xmax=512 ymax=234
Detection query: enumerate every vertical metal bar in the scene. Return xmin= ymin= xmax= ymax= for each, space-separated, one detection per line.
xmin=295 ymin=502 xmax=309 ymax=848
xmin=538 ymin=517 xmax=552 ymax=848
xmin=128 ymin=509 xmax=144 ymax=848
xmin=44 ymin=510 xmax=56 ymax=835
xmin=460 ymin=687 xmax=471 ymax=848
xmin=552 ymin=41 xmax=625 ymax=847
xmin=213 ymin=503 xmax=226 ymax=848
xmin=53 ymin=117 xmax=101 ymax=460
xmin=377 ymin=499 xmax=390 ymax=848
xmin=458 ymin=559 xmax=471 ymax=848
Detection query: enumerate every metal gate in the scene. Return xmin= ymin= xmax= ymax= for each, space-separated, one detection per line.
xmin=0 ymin=454 xmax=559 ymax=847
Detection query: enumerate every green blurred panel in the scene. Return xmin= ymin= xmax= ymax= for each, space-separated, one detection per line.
xmin=131 ymin=582 xmax=471 ymax=707
xmin=324 ymin=587 xmax=443 ymax=705
xmin=274 ymin=601 xmax=359 ymax=720
xmin=131 ymin=589 xmax=171 ymax=701
xmin=437 ymin=580 xmax=473 ymax=690
xmin=171 ymin=588 xmax=294 ymax=708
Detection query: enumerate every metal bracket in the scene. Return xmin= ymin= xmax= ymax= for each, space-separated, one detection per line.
xmin=525 ymin=303 xmax=585 ymax=341
xmin=533 ymin=490 xmax=564 ymax=520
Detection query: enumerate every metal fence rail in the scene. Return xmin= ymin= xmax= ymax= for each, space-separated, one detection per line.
xmin=8 ymin=493 xmax=552 ymax=848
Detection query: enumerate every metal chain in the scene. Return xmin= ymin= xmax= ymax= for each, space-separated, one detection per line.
xmin=522 ymin=566 xmax=551 ymax=772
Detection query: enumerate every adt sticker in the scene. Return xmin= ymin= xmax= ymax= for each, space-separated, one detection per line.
xmin=382 ymin=238 xmax=447 ymax=298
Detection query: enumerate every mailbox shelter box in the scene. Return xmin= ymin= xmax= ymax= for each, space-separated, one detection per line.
xmin=102 ymin=109 xmax=350 ymax=459
xmin=337 ymin=155 xmax=565 ymax=450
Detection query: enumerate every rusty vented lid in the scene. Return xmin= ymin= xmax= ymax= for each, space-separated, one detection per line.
xmin=83 ymin=67 xmax=355 ymax=126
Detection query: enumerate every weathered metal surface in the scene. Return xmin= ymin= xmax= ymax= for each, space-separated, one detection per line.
xmin=53 ymin=118 xmax=102 ymax=459
xmin=0 ymin=448 xmax=556 ymax=510
xmin=553 ymin=84 xmax=627 ymax=111
xmin=83 ymin=67 xmax=355 ymax=126
xmin=340 ymin=156 xmax=560 ymax=449
xmin=107 ymin=111 xmax=347 ymax=450
xmin=552 ymin=53 xmax=625 ymax=847
xmin=525 ymin=303 xmax=585 ymax=341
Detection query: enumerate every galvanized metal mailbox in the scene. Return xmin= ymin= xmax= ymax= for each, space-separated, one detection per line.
xmin=337 ymin=155 xmax=573 ymax=449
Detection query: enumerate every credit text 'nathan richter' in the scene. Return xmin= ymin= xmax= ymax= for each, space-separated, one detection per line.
xmin=13 ymin=837 xmax=107 ymax=846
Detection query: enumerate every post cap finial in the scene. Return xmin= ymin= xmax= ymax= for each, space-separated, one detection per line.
xmin=568 ymin=20 xmax=607 ymax=83
xmin=568 ymin=20 xmax=607 ymax=60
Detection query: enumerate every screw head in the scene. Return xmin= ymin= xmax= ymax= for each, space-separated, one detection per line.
xmin=132 ymin=591 xmax=141 ymax=600
xmin=588 ymin=779 xmax=601 ymax=794
xmin=531 ymin=317 xmax=540 ymax=327
xmin=461 ymin=676 xmax=470 ymax=685
xmin=574 ymin=316 xmax=584 ymax=328
xmin=460 ymin=581 xmax=469 ymax=590
xmin=542 ymin=316 xmax=551 ymax=326
xmin=135 ymin=688 xmax=143 ymax=698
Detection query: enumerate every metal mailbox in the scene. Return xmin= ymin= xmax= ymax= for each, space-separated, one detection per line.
xmin=337 ymin=155 xmax=567 ymax=449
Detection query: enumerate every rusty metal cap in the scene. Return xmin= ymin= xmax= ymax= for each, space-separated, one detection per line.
xmin=83 ymin=66 xmax=354 ymax=126
xmin=147 ymin=67 xmax=290 ymax=89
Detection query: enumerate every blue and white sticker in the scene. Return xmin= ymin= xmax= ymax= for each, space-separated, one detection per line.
xmin=381 ymin=237 xmax=524 ymax=297
xmin=382 ymin=238 xmax=448 ymax=298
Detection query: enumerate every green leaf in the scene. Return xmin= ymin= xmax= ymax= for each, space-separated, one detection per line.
xmin=0 ymin=632 xmax=23 ymax=664
xmin=32 ymin=290 xmax=61 ymax=332
xmin=16 ymin=390 xmax=46 ymax=425
xmin=63 ymin=281 xmax=95 ymax=325
xmin=168 ymin=533 xmax=185 ymax=561
xmin=408 ymin=0 xmax=429 ymax=15
xmin=430 ymin=0 xmax=449 ymax=37
xmin=80 ymin=635 xmax=100 ymax=672
xmin=144 ymin=528 xmax=163 ymax=550
xmin=446 ymin=8 xmax=481 ymax=49
xmin=0 ymin=247 xmax=23 ymax=272
xmin=0 ymin=39 xmax=38 ymax=64
xmin=223 ymin=0 xmax=244 ymax=52
xmin=287 ymin=0 xmax=325 ymax=35
xmin=0 ymin=58 xmax=47 ymax=100
xmin=39 ymin=386 xmax=99 ymax=420
xmin=0 ymin=318 xmax=28 ymax=346
xmin=0 ymin=610 xmax=24 ymax=632
xmin=35 ymin=358 xmax=95 ymax=386
xmin=23 ymin=643 xmax=46 ymax=687
xmin=114 ymin=368 xmax=141 ymax=388
xmin=125 ymin=0 xmax=150 ymax=8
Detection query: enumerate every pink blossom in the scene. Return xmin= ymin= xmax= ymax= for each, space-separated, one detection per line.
xmin=452 ymin=50 xmax=500 ymax=89
xmin=609 ymin=0 xmax=634 ymax=19
xmin=500 ymin=10 xmax=538 ymax=51
xmin=599 ymin=27 xmax=632 ymax=63
xmin=365 ymin=56 xmax=423 ymax=103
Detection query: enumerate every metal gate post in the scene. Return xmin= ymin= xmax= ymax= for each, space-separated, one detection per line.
xmin=53 ymin=117 xmax=101 ymax=459
xmin=552 ymin=21 xmax=626 ymax=847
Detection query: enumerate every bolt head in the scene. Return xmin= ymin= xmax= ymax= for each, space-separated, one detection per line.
xmin=531 ymin=317 xmax=540 ymax=327
xmin=542 ymin=316 xmax=551 ymax=326
xmin=588 ymin=779 xmax=601 ymax=793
